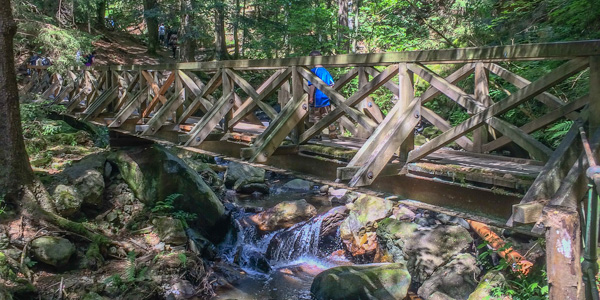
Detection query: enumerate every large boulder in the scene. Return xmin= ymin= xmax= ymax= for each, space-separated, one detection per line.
xmin=108 ymin=145 xmax=225 ymax=231
xmin=182 ymin=158 xmax=223 ymax=191
xmin=310 ymin=263 xmax=411 ymax=300
xmin=418 ymin=254 xmax=480 ymax=300
xmin=59 ymin=152 xmax=106 ymax=207
xmin=52 ymin=184 xmax=83 ymax=217
xmin=467 ymin=270 xmax=506 ymax=300
xmin=377 ymin=218 xmax=473 ymax=284
xmin=224 ymin=162 xmax=265 ymax=190
xmin=152 ymin=217 xmax=188 ymax=245
xmin=30 ymin=236 xmax=75 ymax=267
xmin=248 ymin=199 xmax=317 ymax=231
xmin=340 ymin=195 xmax=393 ymax=257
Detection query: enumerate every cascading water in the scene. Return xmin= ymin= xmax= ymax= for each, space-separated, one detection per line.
xmin=267 ymin=214 xmax=325 ymax=262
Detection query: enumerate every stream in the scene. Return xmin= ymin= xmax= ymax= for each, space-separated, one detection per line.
xmin=212 ymin=188 xmax=349 ymax=300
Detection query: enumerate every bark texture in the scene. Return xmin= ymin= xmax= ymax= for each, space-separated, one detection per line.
xmin=144 ymin=0 xmax=159 ymax=54
xmin=214 ymin=0 xmax=228 ymax=60
xmin=0 ymin=0 xmax=34 ymax=197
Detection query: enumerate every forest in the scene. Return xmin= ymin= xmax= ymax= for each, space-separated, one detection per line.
xmin=1 ymin=0 xmax=600 ymax=299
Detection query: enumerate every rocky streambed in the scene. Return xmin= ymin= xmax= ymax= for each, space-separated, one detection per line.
xmin=0 ymin=144 xmax=546 ymax=300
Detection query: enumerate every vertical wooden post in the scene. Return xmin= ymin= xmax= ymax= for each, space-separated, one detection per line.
xmin=278 ymin=79 xmax=290 ymax=109
xmin=222 ymin=69 xmax=233 ymax=131
xmin=291 ymin=66 xmax=305 ymax=144
xmin=398 ymin=63 xmax=414 ymax=161
xmin=358 ymin=67 xmax=383 ymax=123
xmin=590 ymin=56 xmax=600 ymax=135
xmin=140 ymin=70 xmax=148 ymax=116
xmin=543 ymin=205 xmax=585 ymax=300
xmin=174 ymin=70 xmax=184 ymax=123
xmin=473 ymin=63 xmax=490 ymax=152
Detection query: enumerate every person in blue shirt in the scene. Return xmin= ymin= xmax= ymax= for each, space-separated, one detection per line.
xmin=308 ymin=50 xmax=337 ymax=139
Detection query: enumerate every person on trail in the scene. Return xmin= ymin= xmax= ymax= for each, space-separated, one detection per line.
xmin=308 ymin=50 xmax=337 ymax=140
xmin=158 ymin=23 xmax=166 ymax=45
xmin=84 ymin=51 xmax=96 ymax=67
xmin=169 ymin=34 xmax=178 ymax=59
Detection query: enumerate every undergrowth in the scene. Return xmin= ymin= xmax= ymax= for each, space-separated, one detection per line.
xmin=151 ymin=193 xmax=197 ymax=226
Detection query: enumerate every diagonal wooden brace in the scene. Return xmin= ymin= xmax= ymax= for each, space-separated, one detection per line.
xmin=184 ymin=91 xmax=235 ymax=147
xmin=242 ymin=94 xmax=309 ymax=163
xmin=142 ymin=88 xmax=186 ymax=135
xmin=108 ymin=90 xmax=145 ymax=128
xmin=82 ymin=87 xmax=119 ymax=121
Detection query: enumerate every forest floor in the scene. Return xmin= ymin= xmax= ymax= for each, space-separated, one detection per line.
xmin=91 ymin=29 xmax=177 ymax=66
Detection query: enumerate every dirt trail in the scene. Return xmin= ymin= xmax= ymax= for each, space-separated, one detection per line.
xmin=92 ymin=30 xmax=176 ymax=66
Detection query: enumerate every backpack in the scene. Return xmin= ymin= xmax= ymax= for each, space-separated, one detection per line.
xmin=41 ymin=57 xmax=51 ymax=66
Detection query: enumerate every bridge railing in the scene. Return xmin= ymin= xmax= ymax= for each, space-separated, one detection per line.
xmin=23 ymin=40 xmax=600 ymax=188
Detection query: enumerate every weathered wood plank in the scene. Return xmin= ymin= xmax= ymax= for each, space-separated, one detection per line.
xmin=398 ymin=63 xmax=415 ymax=161
xmin=590 ymin=56 xmax=600 ymax=134
xmin=184 ymin=91 xmax=235 ymax=147
xmin=473 ymin=63 xmax=490 ymax=152
xmin=358 ymin=67 xmax=384 ymax=124
xmin=142 ymin=88 xmax=186 ymax=135
xmin=82 ymin=87 xmax=119 ymax=121
xmin=108 ymin=90 xmax=145 ymax=128
xmin=107 ymin=40 xmax=600 ymax=71
xmin=407 ymin=58 xmax=588 ymax=163
xmin=483 ymin=95 xmax=588 ymax=152
xmin=225 ymin=68 xmax=278 ymax=119
xmin=178 ymin=69 xmax=223 ymax=124
xmin=486 ymin=117 xmax=553 ymax=162
xmin=230 ymin=68 xmax=292 ymax=126
xmin=142 ymin=71 xmax=176 ymax=117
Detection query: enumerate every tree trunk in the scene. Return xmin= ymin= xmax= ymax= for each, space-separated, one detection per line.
xmin=179 ymin=0 xmax=196 ymax=61
xmin=96 ymin=0 xmax=106 ymax=28
xmin=144 ymin=0 xmax=159 ymax=55
xmin=352 ymin=0 xmax=360 ymax=53
xmin=337 ymin=0 xmax=349 ymax=52
xmin=241 ymin=0 xmax=247 ymax=57
xmin=214 ymin=0 xmax=228 ymax=60
xmin=233 ymin=0 xmax=240 ymax=58
xmin=0 ymin=0 xmax=34 ymax=197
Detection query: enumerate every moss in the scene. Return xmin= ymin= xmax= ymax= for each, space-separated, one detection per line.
xmin=301 ymin=144 xmax=358 ymax=160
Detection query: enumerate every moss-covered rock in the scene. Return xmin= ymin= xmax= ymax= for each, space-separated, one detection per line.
xmin=281 ymin=179 xmax=314 ymax=191
xmin=376 ymin=218 xmax=473 ymax=284
xmin=108 ymin=145 xmax=225 ymax=231
xmin=418 ymin=253 xmax=480 ymax=300
xmin=30 ymin=236 xmax=75 ymax=267
xmin=310 ymin=263 xmax=411 ymax=300
xmin=60 ymin=152 xmax=106 ymax=206
xmin=52 ymin=184 xmax=83 ymax=216
xmin=224 ymin=162 xmax=265 ymax=189
xmin=467 ymin=270 xmax=506 ymax=300
xmin=152 ymin=217 xmax=188 ymax=245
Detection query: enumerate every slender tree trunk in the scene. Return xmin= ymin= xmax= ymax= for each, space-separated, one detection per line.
xmin=144 ymin=0 xmax=159 ymax=54
xmin=352 ymin=0 xmax=360 ymax=53
xmin=0 ymin=0 xmax=34 ymax=197
xmin=180 ymin=0 xmax=196 ymax=61
xmin=337 ymin=0 xmax=348 ymax=52
xmin=96 ymin=0 xmax=106 ymax=28
xmin=233 ymin=0 xmax=240 ymax=58
xmin=241 ymin=0 xmax=246 ymax=57
xmin=214 ymin=0 xmax=228 ymax=60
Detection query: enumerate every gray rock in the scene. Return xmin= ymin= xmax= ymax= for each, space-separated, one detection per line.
xmin=30 ymin=236 xmax=75 ymax=267
xmin=236 ymin=182 xmax=270 ymax=194
xmin=61 ymin=153 xmax=106 ymax=206
xmin=104 ymin=161 xmax=113 ymax=178
xmin=467 ymin=270 xmax=506 ymax=300
xmin=311 ymin=263 xmax=411 ymax=300
xmin=108 ymin=145 xmax=225 ymax=232
xmin=377 ymin=219 xmax=474 ymax=284
xmin=429 ymin=291 xmax=457 ymax=300
xmin=52 ymin=184 xmax=83 ymax=217
xmin=166 ymin=279 xmax=195 ymax=299
xmin=152 ymin=217 xmax=188 ymax=245
xmin=183 ymin=158 xmax=223 ymax=190
xmin=282 ymin=179 xmax=314 ymax=191
xmin=224 ymin=162 xmax=265 ymax=188
xmin=418 ymin=253 xmax=480 ymax=300
xmin=319 ymin=185 xmax=330 ymax=195
xmin=392 ymin=205 xmax=416 ymax=221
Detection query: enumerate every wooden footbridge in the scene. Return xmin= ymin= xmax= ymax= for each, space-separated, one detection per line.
xmin=25 ymin=41 xmax=600 ymax=222
xmin=24 ymin=40 xmax=600 ymax=298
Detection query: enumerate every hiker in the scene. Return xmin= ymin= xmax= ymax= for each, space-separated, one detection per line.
xmin=84 ymin=51 xmax=96 ymax=67
xmin=158 ymin=23 xmax=166 ymax=45
xmin=169 ymin=34 xmax=178 ymax=59
xmin=308 ymin=50 xmax=337 ymax=139
xmin=27 ymin=52 xmax=40 ymax=75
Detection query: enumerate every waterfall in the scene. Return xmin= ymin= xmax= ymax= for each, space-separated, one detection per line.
xmin=267 ymin=214 xmax=326 ymax=262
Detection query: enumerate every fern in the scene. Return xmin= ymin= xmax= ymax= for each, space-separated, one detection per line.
xmin=125 ymin=251 xmax=136 ymax=282
xmin=545 ymin=120 xmax=573 ymax=148
xmin=151 ymin=193 xmax=182 ymax=213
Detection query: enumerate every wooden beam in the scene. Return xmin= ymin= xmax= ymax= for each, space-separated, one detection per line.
xmin=398 ymin=63 xmax=415 ymax=161
xmin=142 ymin=88 xmax=186 ymax=135
xmin=358 ymin=67 xmax=384 ymax=123
xmin=483 ymin=95 xmax=588 ymax=152
xmin=225 ymin=68 xmax=278 ymax=119
xmin=184 ymin=91 xmax=235 ymax=147
xmin=298 ymin=64 xmax=399 ymax=143
xmin=512 ymin=202 xmax=544 ymax=224
xmin=82 ymin=87 xmax=119 ymax=121
xmin=407 ymin=58 xmax=588 ymax=163
xmin=408 ymin=63 xmax=483 ymax=113
xmin=297 ymin=67 xmax=378 ymax=133
xmin=420 ymin=107 xmax=474 ymax=151
xmin=246 ymin=94 xmax=309 ymax=163
xmin=178 ymin=69 xmax=223 ymax=124
xmin=473 ymin=63 xmax=491 ymax=153
xmin=230 ymin=68 xmax=292 ymax=126
xmin=590 ymin=56 xmax=600 ymax=134
xmin=108 ymin=90 xmax=145 ymax=128
xmin=486 ymin=117 xmax=553 ymax=162
xmin=107 ymin=40 xmax=600 ymax=71
xmin=142 ymin=71 xmax=176 ymax=118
